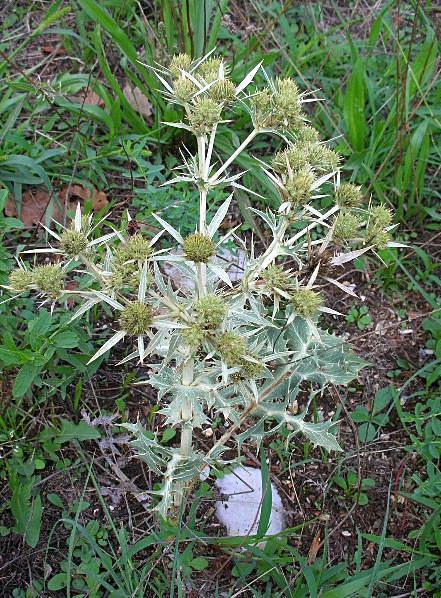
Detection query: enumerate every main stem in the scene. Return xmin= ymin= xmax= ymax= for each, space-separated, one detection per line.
xmin=173 ymin=355 xmax=194 ymax=508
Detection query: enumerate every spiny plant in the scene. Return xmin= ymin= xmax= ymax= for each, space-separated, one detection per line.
xmin=4 ymin=52 xmax=403 ymax=519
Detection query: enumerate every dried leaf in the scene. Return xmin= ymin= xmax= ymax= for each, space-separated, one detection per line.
xmin=59 ymin=184 xmax=108 ymax=211
xmin=83 ymin=90 xmax=104 ymax=106
xmin=123 ymin=83 xmax=153 ymax=119
xmin=41 ymin=45 xmax=66 ymax=56
xmin=5 ymin=190 xmax=63 ymax=227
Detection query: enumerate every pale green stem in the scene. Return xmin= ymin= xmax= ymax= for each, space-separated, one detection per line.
xmin=173 ymin=354 xmax=194 ymax=507
xmin=197 ymin=263 xmax=207 ymax=298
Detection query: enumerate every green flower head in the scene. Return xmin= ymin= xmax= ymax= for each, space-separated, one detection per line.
xmin=285 ymin=170 xmax=314 ymax=206
xmin=198 ymin=57 xmax=224 ymax=83
xmin=173 ymin=76 xmax=197 ymax=102
xmin=189 ymin=98 xmax=223 ymax=135
xmin=217 ymin=331 xmax=247 ymax=367
xmin=272 ymin=77 xmax=303 ymax=130
xmin=208 ymin=79 xmax=236 ymax=105
xmin=183 ymin=233 xmax=215 ymax=263
xmin=291 ymin=288 xmax=322 ymax=318
xmin=182 ymin=324 xmax=206 ymax=351
xmin=297 ymin=125 xmax=320 ymax=145
xmin=369 ymin=205 xmax=393 ymax=230
xmin=262 ymin=264 xmax=293 ymax=293
xmin=8 ymin=268 xmax=33 ymax=291
xmin=120 ymin=301 xmax=153 ymax=336
xmin=335 ymin=183 xmax=364 ymax=208
xmin=253 ymin=88 xmax=273 ymax=128
xmin=272 ymin=146 xmax=309 ymax=174
xmin=237 ymin=354 xmax=264 ymax=380
xmin=60 ymin=229 xmax=89 ymax=258
xmin=33 ymin=264 xmax=64 ymax=298
xmin=169 ymin=53 xmax=192 ymax=78
xmin=194 ymin=294 xmax=226 ymax=329
xmin=117 ymin=234 xmax=152 ymax=263
xmin=333 ymin=212 xmax=363 ymax=242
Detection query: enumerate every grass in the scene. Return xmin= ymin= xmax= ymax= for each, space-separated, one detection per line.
xmin=0 ymin=0 xmax=440 ymax=596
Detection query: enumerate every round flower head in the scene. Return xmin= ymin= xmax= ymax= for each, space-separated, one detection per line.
xmin=296 ymin=125 xmax=320 ymax=145
xmin=194 ymin=294 xmax=226 ymax=329
xmin=189 ymin=98 xmax=223 ymax=135
xmin=262 ymin=264 xmax=293 ymax=293
xmin=33 ymin=264 xmax=64 ymax=298
xmin=272 ymin=77 xmax=303 ymax=130
xmin=182 ymin=324 xmax=206 ymax=351
xmin=370 ymin=230 xmax=390 ymax=250
xmin=8 ymin=268 xmax=33 ymax=291
xmin=116 ymin=234 xmax=152 ymax=264
xmin=237 ymin=354 xmax=264 ymax=380
xmin=291 ymin=288 xmax=322 ymax=318
xmin=272 ymin=146 xmax=309 ymax=175
xmin=183 ymin=233 xmax=215 ymax=263
xmin=366 ymin=205 xmax=393 ymax=250
xmin=307 ymin=144 xmax=340 ymax=172
xmin=253 ymin=88 xmax=273 ymax=128
xmin=369 ymin=205 xmax=393 ymax=230
xmin=198 ymin=57 xmax=223 ymax=83
xmin=217 ymin=331 xmax=247 ymax=367
xmin=335 ymin=183 xmax=364 ymax=208
xmin=169 ymin=53 xmax=192 ymax=78
xmin=173 ymin=76 xmax=197 ymax=102
xmin=59 ymin=228 xmax=89 ymax=258
xmin=208 ymin=79 xmax=236 ymax=105
xmin=120 ymin=301 xmax=153 ymax=336
xmin=285 ymin=170 xmax=314 ymax=206
xmin=333 ymin=212 xmax=363 ymax=242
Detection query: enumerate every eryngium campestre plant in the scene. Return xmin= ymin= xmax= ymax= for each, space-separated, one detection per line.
xmin=4 ymin=53 xmax=404 ymax=519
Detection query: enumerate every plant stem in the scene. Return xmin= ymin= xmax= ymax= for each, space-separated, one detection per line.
xmin=173 ymin=354 xmax=194 ymax=508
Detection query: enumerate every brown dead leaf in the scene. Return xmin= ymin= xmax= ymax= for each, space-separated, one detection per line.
xmin=83 ymin=90 xmax=104 ymax=107
xmin=307 ymin=531 xmax=321 ymax=564
xmin=41 ymin=45 xmax=66 ymax=56
xmin=5 ymin=184 xmax=108 ymax=228
xmin=59 ymin=184 xmax=108 ymax=211
xmin=123 ymin=83 xmax=153 ymax=119
xmin=5 ymin=190 xmax=63 ymax=227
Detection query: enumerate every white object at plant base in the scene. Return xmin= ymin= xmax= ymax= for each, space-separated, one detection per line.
xmin=215 ymin=466 xmax=285 ymax=541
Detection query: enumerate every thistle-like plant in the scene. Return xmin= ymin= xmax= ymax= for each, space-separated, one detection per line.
xmin=5 ymin=53 xmax=404 ymax=519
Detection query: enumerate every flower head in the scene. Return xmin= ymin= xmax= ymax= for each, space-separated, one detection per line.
xmin=216 ymin=331 xmax=247 ymax=366
xmin=8 ymin=268 xmax=34 ymax=291
xmin=262 ymin=264 xmax=293 ymax=293
xmin=120 ymin=301 xmax=153 ymax=336
xmin=182 ymin=324 xmax=206 ymax=351
xmin=335 ymin=183 xmax=364 ymax=208
xmin=189 ymin=98 xmax=223 ymax=135
xmin=366 ymin=205 xmax=393 ymax=250
xmin=284 ymin=170 xmax=314 ymax=206
xmin=272 ymin=77 xmax=302 ymax=130
xmin=198 ymin=57 xmax=224 ymax=83
xmin=33 ymin=264 xmax=64 ymax=298
xmin=169 ymin=53 xmax=192 ymax=78
xmin=233 ymin=354 xmax=264 ymax=381
xmin=291 ymin=288 xmax=322 ymax=318
xmin=59 ymin=228 xmax=89 ymax=258
xmin=333 ymin=212 xmax=363 ymax=242
xmin=194 ymin=294 xmax=226 ymax=329
xmin=183 ymin=233 xmax=216 ymax=263
xmin=173 ymin=76 xmax=197 ymax=102
xmin=208 ymin=79 xmax=236 ymax=105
